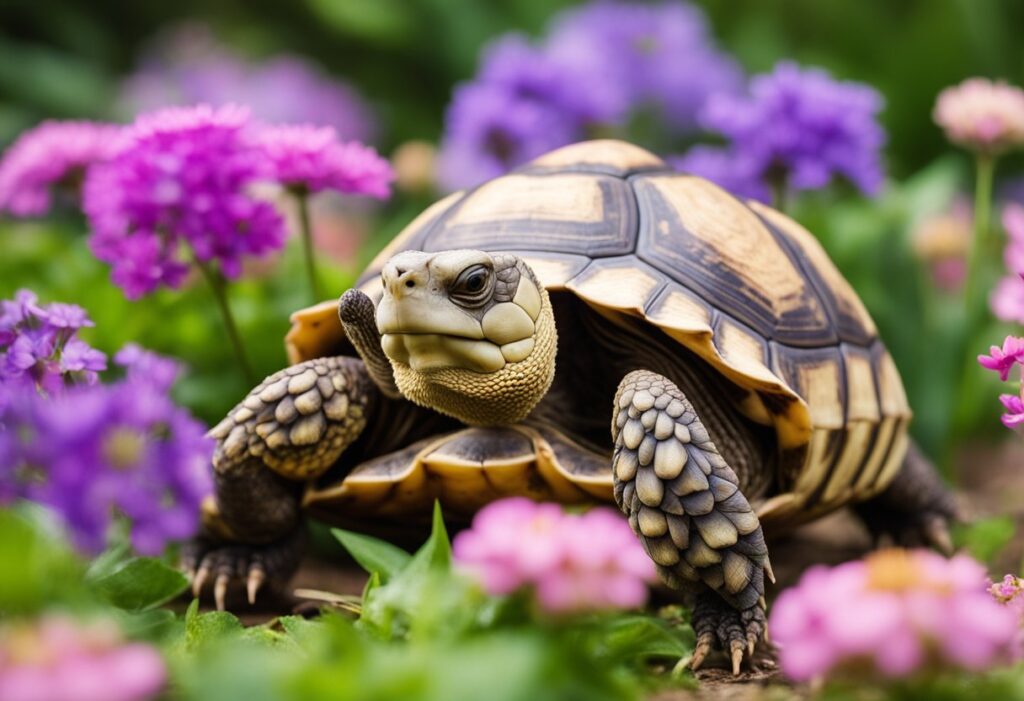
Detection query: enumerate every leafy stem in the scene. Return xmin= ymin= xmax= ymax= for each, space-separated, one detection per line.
xmin=294 ymin=189 xmax=323 ymax=303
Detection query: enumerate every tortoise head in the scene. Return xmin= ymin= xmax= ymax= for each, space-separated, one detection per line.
xmin=376 ymin=249 xmax=557 ymax=425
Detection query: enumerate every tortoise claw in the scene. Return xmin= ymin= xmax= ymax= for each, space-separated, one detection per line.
xmin=247 ymin=567 xmax=266 ymax=605
xmin=192 ymin=567 xmax=210 ymax=598
xmin=214 ymin=574 xmax=230 ymax=612
xmin=730 ymin=644 xmax=744 ymax=676
xmin=923 ymin=515 xmax=955 ymax=556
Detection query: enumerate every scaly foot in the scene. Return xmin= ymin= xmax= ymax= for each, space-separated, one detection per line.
xmin=690 ymin=592 xmax=766 ymax=675
xmin=181 ymin=530 xmax=304 ymax=611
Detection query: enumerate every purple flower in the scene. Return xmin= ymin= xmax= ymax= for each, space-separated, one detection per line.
xmin=0 ymin=290 xmax=107 ymax=392
xmin=0 ymin=615 xmax=166 ymax=701
xmin=999 ymin=394 xmax=1024 ymax=430
xmin=978 ymin=336 xmax=1024 ymax=381
xmin=119 ymin=24 xmax=376 ymax=144
xmin=669 ymin=146 xmax=770 ymax=202
xmin=1 ymin=347 xmax=213 ymax=555
xmin=437 ymin=37 xmax=591 ymax=191
xmin=693 ymin=62 xmax=886 ymax=199
xmin=0 ymin=120 xmax=123 ymax=217
xmin=453 ymin=498 xmax=656 ymax=614
xmin=259 ymin=124 xmax=393 ymax=198
xmin=83 ymin=104 xmax=286 ymax=298
xmin=546 ymin=0 xmax=742 ymax=131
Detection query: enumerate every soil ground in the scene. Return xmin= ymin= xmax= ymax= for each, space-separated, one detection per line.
xmin=195 ymin=441 xmax=1024 ymax=700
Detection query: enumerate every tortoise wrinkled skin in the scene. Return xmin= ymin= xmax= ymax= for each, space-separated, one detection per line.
xmin=191 ymin=140 xmax=956 ymax=674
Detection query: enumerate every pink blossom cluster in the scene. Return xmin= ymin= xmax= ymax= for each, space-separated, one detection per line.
xmin=978 ymin=336 xmax=1024 ymax=429
xmin=769 ymin=549 xmax=1018 ymax=682
xmin=452 ymin=497 xmax=657 ymax=614
xmin=933 ymin=78 xmax=1024 ymax=156
xmin=0 ymin=615 xmax=166 ymax=701
xmin=991 ymin=204 xmax=1024 ymax=326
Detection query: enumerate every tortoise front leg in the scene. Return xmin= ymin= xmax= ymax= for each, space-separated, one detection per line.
xmin=611 ymin=369 xmax=773 ymax=674
xmin=185 ymin=355 xmax=375 ymax=610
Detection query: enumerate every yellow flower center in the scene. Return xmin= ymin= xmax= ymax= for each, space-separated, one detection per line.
xmin=102 ymin=428 xmax=146 ymax=470
xmin=864 ymin=548 xmax=950 ymax=594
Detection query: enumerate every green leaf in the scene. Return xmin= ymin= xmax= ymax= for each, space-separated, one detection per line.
xmin=598 ymin=615 xmax=693 ymax=662
xmin=331 ymin=528 xmax=411 ymax=582
xmin=91 ymin=557 xmax=188 ymax=611
xmin=85 ymin=541 xmax=132 ymax=582
xmin=954 ymin=516 xmax=1016 ymax=564
xmin=184 ymin=598 xmax=244 ymax=650
xmin=405 ymin=500 xmax=451 ymax=577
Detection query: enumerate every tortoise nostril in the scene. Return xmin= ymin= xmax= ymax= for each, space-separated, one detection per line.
xmin=405 ymin=279 xmax=415 ymax=288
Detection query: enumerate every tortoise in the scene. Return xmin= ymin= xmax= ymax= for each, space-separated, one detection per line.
xmin=186 ymin=140 xmax=956 ymax=673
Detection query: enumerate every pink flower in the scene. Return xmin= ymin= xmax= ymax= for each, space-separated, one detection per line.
xmin=991 ymin=274 xmax=1024 ymax=325
xmin=0 ymin=121 xmax=123 ymax=217
xmin=769 ymin=549 xmax=1019 ymax=682
xmin=0 ymin=615 xmax=166 ymax=701
xmin=910 ymin=199 xmax=972 ymax=292
xmin=259 ymin=124 xmax=394 ymax=198
xmin=999 ymin=394 xmax=1024 ymax=430
xmin=453 ymin=497 xmax=657 ymax=614
xmin=934 ymin=78 xmax=1024 ymax=155
xmin=978 ymin=336 xmax=1024 ymax=381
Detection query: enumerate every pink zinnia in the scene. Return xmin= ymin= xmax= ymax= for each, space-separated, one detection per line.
xmin=933 ymin=78 xmax=1024 ymax=156
xmin=770 ymin=549 xmax=1019 ymax=682
xmin=453 ymin=497 xmax=656 ymax=614
xmin=978 ymin=335 xmax=1024 ymax=381
xmin=0 ymin=615 xmax=166 ymax=701
xmin=259 ymin=124 xmax=393 ymax=198
xmin=0 ymin=120 xmax=123 ymax=217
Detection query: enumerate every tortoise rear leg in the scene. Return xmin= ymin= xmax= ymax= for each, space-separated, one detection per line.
xmin=853 ymin=442 xmax=959 ymax=553
xmin=186 ymin=355 xmax=375 ymax=610
xmin=611 ymin=370 xmax=772 ymax=674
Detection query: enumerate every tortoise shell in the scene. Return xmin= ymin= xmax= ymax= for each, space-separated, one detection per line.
xmin=285 ymin=140 xmax=910 ymax=527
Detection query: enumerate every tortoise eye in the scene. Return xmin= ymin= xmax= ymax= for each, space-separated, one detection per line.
xmin=451 ymin=264 xmax=493 ymax=307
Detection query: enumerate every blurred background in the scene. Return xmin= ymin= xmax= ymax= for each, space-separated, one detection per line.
xmin=2 ymin=0 xmax=1023 ymax=462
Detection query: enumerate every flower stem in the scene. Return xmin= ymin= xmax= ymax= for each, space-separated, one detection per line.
xmin=769 ymin=175 xmax=788 ymax=213
xmin=949 ymin=154 xmax=998 ymax=449
xmin=192 ymin=255 xmax=255 ymax=385
xmin=296 ymin=192 xmax=323 ymax=302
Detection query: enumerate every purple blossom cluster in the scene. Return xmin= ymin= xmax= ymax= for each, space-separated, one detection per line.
xmin=438 ymin=0 xmax=740 ymax=190
xmin=0 ymin=121 xmax=122 ymax=217
xmin=674 ymin=62 xmax=886 ymax=202
xmin=83 ymin=104 xmax=286 ymax=298
xmin=1 ymin=341 xmax=213 ymax=555
xmin=978 ymin=336 xmax=1024 ymax=429
xmin=119 ymin=23 xmax=377 ymax=145
xmin=259 ymin=124 xmax=393 ymax=198
xmin=1 ymin=289 xmax=106 ymax=397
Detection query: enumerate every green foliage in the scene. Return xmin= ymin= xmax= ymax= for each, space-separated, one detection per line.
xmin=954 ymin=516 xmax=1017 ymax=565
xmin=331 ymin=527 xmax=412 ymax=582
xmin=88 ymin=556 xmax=189 ymax=611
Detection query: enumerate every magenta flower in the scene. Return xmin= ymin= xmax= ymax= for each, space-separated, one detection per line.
xmin=83 ymin=104 xmax=285 ymax=298
xmin=453 ymin=498 xmax=656 ymax=614
xmin=770 ymin=549 xmax=1019 ymax=682
xmin=1 ymin=343 xmax=213 ymax=555
xmin=0 ymin=120 xmax=123 ymax=217
xmin=934 ymin=78 xmax=1024 ymax=156
xmin=259 ymin=124 xmax=393 ymax=198
xmin=978 ymin=336 xmax=1024 ymax=381
xmin=0 ymin=615 xmax=166 ymax=701
xmin=998 ymin=394 xmax=1024 ymax=430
